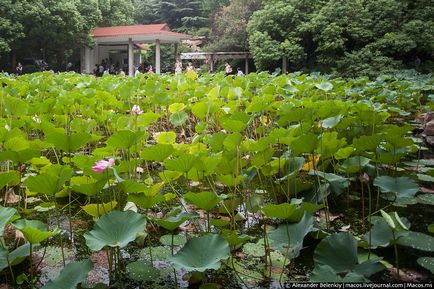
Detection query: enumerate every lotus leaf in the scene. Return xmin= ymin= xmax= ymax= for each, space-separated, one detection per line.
xmin=169 ymin=234 xmax=230 ymax=272
xmin=126 ymin=260 xmax=160 ymax=282
xmin=374 ymin=176 xmax=419 ymax=201
xmin=268 ymin=213 xmax=314 ymax=258
xmin=417 ymin=257 xmax=434 ymax=274
xmin=42 ymin=259 xmax=93 ymax=289
xmin=84 ymin=211 xmax=147 ymax=251
xmin=184 ymin=191 xmax=225 ymax=212
xmin=13 ymin=219 xmax=59 ymax=244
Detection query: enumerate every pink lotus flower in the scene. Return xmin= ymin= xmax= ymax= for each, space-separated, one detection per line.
xmin=131 ymin=105 xmax=143 ymax=116
xmin=92 ymin=158 xmax=115 ymax=173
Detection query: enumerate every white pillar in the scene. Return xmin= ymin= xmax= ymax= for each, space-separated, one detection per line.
xmin=282 ymin=56 xmax=288 ymax=74
xmin=83 ymin=47 xmax=92 ymax=74
xmin=155 ymin=39 xmax=161 ymax=74
xmin=128 ymin=38 xmax=134 ymax=76
xmin=210 ymin=55 xmax=214 ymax=73
xmin=245 ymin=55 xmax=249 ymax=74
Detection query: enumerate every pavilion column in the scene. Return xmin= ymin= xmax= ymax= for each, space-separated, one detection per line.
xmin=210 ymin=55 xmax=214 ymax=73
xmin=155 ymin=39 xmax=161 ymax=74
xmin=128 ymin=38 xmax=134 ymax=76
xmin=245 ymin=55 xmax=249 ymax=74
xmin=84 ymin=46 xmax=91 ymax=74
xmin=282 ymin=56 xmax=288 ymax=74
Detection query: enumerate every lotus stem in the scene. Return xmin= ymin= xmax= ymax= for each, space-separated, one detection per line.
xmin=392 ymin=231 xmax=400 ymax=277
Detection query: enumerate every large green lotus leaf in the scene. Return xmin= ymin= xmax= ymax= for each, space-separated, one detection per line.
xmin=42 ymin=259 xmax=93 ymax=289
xmin=223 ymin=132 xmax=242 ymax=151
xmin=107 ymin=130 xmax=145 ymax=150
xmin=374 ymin=176 xmax=419 ymax=200
xmin=81 ymin=201 xmax=117 ymax=218
xmin=221 ymin=230 xmax=252 ymax=247
xmin=84 ymin=211 xmax=147 ymax=251
xmin=268 ymin=213 xmax=314 ymax=259
xmin=397 ymin=231 xmax=434 ymax=252
xmin=0 ymin=243 xmax=31 ymax=271
xmin=417 ymin=257 xmax=434 ymax=274
xmin=154 ymin=212 xmax=197 ymax=231
xmin=13 ymin=219 xmax=59 ymax=244
xmin=164 ymin=154 xmax=197 ymax=173
xmin=138 ymin=111 xmax=160 ymax=127
xmin=0 ymin=149 xmax=39 ymax=163
xmin=316 ymin=82 xmax=333 ymax=92
xmin=417 ymin=174 xmax=434 ymax=183
xmin=170 ymin=111 xmax=189 ymax=127
xmin=141 ymin=144 xmax=174 ymax=162
xmin=417 ymin=194 xmax=434 ymax=205
xmin=287 ymin=201 xmax=324 ymax=223
xmin=277 ymin=157 xmax=305 ymax=182
xmin=4 ymin=137 xmax=29 ymax=151
xmin=128 ymin=193 xmax=164 ymax=209
xmin=169 ymin=234 xmax=230 ymax=272
xmin=363 ymin=218 xmax=410 ymax=248
xmin=8 ymin=243 xmax=31 ymax=266
xmin=0 ymin=206 xmax=17 ymax=236
xmin=310 ymin=264 xmax=369 ymax=282
xmin=352 ymin=135 xmax=382 ymax=152
xmin=321 ymin=115 xmax=343 ymax=129
xmin=205 ymin=132 xmax=226 ymax=152
xmin=262 ymin=203 xmax=298 ymax=219
xmin=309 ymin=170 xmax=349 ymax=195
xmin=24 ymin=165 xmax=73 ymax=196
xmin=314 ymin=232 xmax=358 ymax=273
xmin=45 ymin=132 xmax=92 ymax=153
xmin=159 ymin=170 xmax=183 ymax=183
xmin=120 ymin=179 xmax=148 ymax=193
xmin=71 ymin=176 xmax=106 ymax=196
xmin=341 ymin=156 xmax=370 ymax=174
xmin=184 ymin=191 xmax=225 ymax=212
xmin=126 ymin=260 xmax=160 ymax=282
xmin=290 ymin=134 xmax=318 ymax=155
xmin=5 ymin=97 xmax=28 ymax=116
xmin=316 ymin=132 xmax=346 ymax=159
xmin=221 ymin=119 xmax=247 ymax=133
xmin=156 ymin=131 xmax=176 ymax=144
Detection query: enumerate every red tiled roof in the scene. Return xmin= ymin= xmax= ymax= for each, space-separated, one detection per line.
xmin=91 ymin=24 xmax=190 ymax=38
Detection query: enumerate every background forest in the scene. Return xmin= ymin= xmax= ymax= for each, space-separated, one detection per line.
xmin=0 ymin=0 xmax=433 ymax=77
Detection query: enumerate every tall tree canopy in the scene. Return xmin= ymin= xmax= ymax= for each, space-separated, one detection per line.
xmin=205 ymin=0 xmax=262 ymax=52
xmin=247 ymin=0 xmax=434 ymax=77
xmin=134 ymin=0 xmax=222 ymax=33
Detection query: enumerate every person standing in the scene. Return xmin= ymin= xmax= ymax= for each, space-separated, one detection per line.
xmin=66 ymin=62 xmax=73 ymax=72
xmin=225 ymin=62 xmax=233 ymax=76
xmin=237 ymin=67 xmax=244 ymax=76
xmin=16 ymin=62 xmax=23 ymax=76
xmin=186 ymin=62 xmax=194 ymax=72
xmin=175 ymin=58 xmax=182 ymax=74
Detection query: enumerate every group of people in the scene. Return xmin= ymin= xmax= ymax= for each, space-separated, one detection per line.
xmin=174 ymin=58 xmax=244 ymax=76
xmin=93 ymin=59 xmax=127 ymax=76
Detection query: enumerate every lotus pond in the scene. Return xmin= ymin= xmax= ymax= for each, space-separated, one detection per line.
xmin=0 ymin=70 xmax=433 ymax=288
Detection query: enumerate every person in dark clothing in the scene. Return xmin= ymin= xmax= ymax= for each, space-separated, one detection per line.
xmin=16 ymin=62 xmax=23 ymax=75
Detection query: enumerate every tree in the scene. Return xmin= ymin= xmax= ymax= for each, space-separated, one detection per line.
xmin=247 ymin=0 xmax=434 ymax=77
xmin=205 ymin=0 xmax=262 ymax=52
xmin=134 ymin=0 xmax=208 ymax=33
xmin=0 ymin=0 xmax=25 ymax=55
xmin=98 ymin=0 xmax=134 ymax=26
xmin=19 ymin=0 xmax=101 ymax=69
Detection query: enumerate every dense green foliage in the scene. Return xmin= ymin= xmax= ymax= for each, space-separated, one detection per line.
xmin=1 ymin=0 xmax=433 ymax=77
xmin=247 ymin=0 xmax=434 ymax=76
xmin=0 ymin=71 xmax=433 ymax=287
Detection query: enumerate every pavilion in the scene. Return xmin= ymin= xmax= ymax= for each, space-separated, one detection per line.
xmin=81 ymin=24 xmax=191 ymax=76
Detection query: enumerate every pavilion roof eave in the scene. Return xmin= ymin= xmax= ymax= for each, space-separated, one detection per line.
xmin=180 ymin=52 xmax=252 ymax=60
xmin=94 ymin=33 xmax=191 ymax=44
